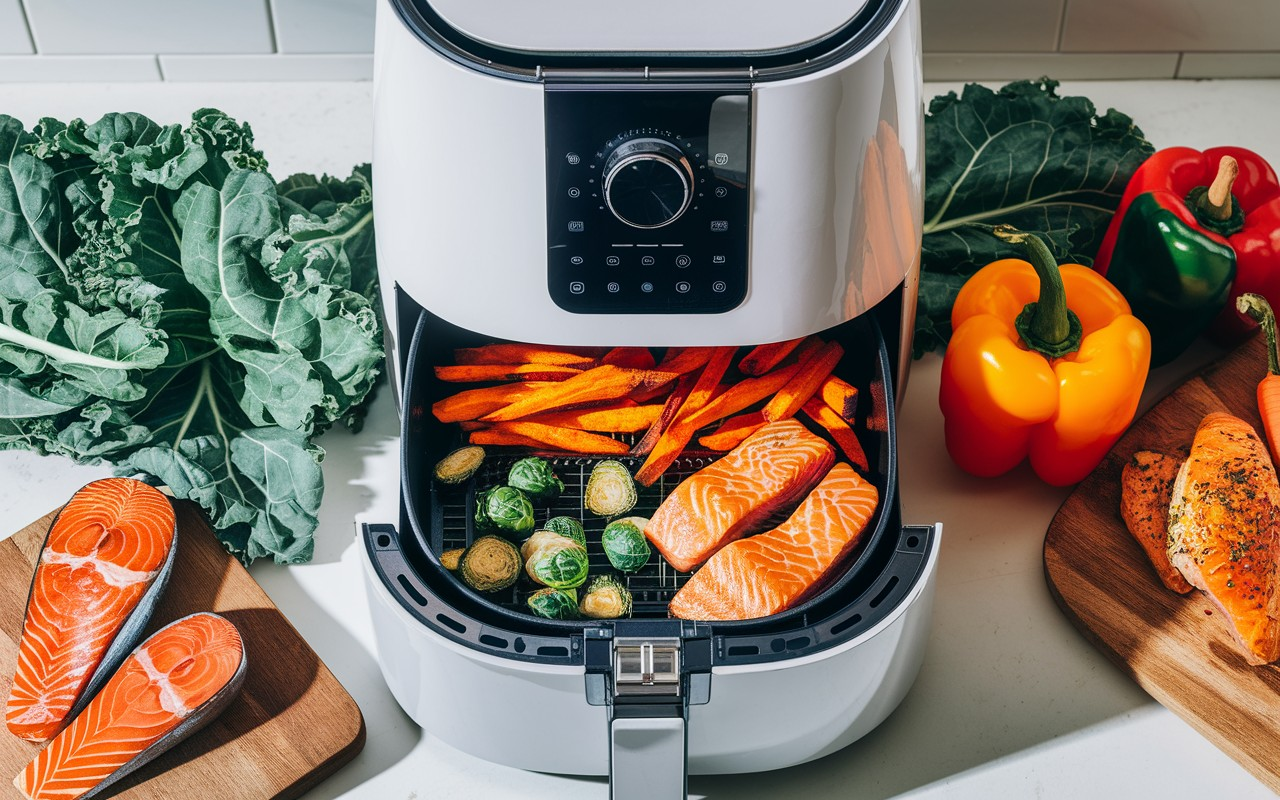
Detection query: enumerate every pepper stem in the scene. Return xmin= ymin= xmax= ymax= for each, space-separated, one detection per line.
xmin=1187 ymin=155 xmax=1246 ymax=236
xmin=1238 ymin=293 xmax=1280 ymax=376
xmin=1205 ymin=156 xmax=1238 ymax=221
xmin=991 ymin=225 xmax=1083 ymax=359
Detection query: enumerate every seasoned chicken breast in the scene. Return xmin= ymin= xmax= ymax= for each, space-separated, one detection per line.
xmin=1168 ymin=412 xmax=1280 ymax=665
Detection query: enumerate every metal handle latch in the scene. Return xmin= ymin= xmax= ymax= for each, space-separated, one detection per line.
xmin=614 ymin=638 xmax=681 ymax=696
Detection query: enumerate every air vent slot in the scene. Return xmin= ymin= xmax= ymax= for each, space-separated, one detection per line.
xmin=397 ymin=575 xmax=427 ymax=606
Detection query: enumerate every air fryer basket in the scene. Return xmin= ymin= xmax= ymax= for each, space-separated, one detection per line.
xmin=388 ymin=290 xmax=924 ymax=641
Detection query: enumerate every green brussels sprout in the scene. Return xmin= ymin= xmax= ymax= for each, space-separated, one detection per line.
xmin=542 ymin=516 xmax=586 ymax=547
xmin=507 ymin=457 xmax=565 ymax=503
xmin=579 ymin=575 xmax=633 ymax=619
xmin=474 ymin=485 xmax=535 ymax=537
xmin=459 ymin=536 xmax=522 ymax=592
xmin=585 ymin=459 xmax=637 ymax=517
xmin=601 ymin=516 xmax=651 ymax=573
xmin=527 ymin=587 xmax=579 ymax=620
xmin=520 ymin=530 xmax=589 ymax=589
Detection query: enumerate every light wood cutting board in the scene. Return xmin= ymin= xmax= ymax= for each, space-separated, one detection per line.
xmin=1044 ymin=331 xmax=1280 ymax=793
xmin=0 ymin=500 xmax=365 ymax=799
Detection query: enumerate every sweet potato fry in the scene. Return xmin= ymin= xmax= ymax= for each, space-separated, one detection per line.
xmin=820 ymin=375 xmax=859 ymax=423
xmin=635 ymin=348 xmax=736 ymax=485
xmin=800 ymin=397 xmax=869 ymax=471
xmin=655 ymin=347 xmax=724 ymax=375
xmin=762 ymin=341 xmax=845 ymax=422
xmin=468 ymin=430 xmax=547 ymax=450
xmin=632 ymin=375 xmax=694 ymax=456
xmin=738 ymin=336 xmax=807 ymax=376
xmin=471 ymin=421 xmax=631 ymax=455
xmin=697 ymin=411 xmax=767 ymax=451
xmin=601 ymin=347 xmax=657 ymax=370
xmin=522 ymin=402 xmax=664 ymax=433
xmin=453 ymin=343 xmax=602 ymax=368
xmin=482 ymin=364 xmax=677 ymax=422
xmin=432 ymin=382 xmax=549 ymax=423
xmin=434 ymin=364 xmax=582 ymax=383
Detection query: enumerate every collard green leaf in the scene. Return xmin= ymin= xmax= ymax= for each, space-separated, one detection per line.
xmin=916 ymin=79 xmax=1155 ymax=355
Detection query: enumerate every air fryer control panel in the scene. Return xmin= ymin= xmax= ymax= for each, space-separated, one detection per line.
xmin=544 ymin=85 xmax=751 ymax=314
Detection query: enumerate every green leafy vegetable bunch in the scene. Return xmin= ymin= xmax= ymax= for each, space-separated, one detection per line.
xmin=0 ymin=109 xmax=381 ymax=563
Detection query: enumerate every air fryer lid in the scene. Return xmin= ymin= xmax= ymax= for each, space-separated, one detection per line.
xmin=423 ymin=0 xmax=872 ymax=54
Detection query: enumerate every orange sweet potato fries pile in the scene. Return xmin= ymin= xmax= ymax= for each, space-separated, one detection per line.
xmin=431 ymin=339 xmax=869 ymax=484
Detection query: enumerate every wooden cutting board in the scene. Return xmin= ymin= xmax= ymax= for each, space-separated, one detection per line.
xmin=0 ymin=500 xmax=365 ymax=799
xmin=1044 ymin=331 xmax=1280 ymax=792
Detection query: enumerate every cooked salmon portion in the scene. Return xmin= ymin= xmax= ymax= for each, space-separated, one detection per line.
xmin=669 ymin=463 xmax=878 ymax=621
xmin=7 ymin=478 xmax=176 ymax=742
xmin=1168 ymin=412 xmax=1280 ymax=665
xmin=645 ymin=419 xmax=835 ymax=572
xmin=15 ymin=613 xmax=245 ymax=800
xmin=1120 ymin=451 xmax=1193 ymax=594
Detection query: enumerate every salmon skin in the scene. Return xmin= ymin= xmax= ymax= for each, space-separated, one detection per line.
xmin=669 ymin=463 xmax=878 ymax=620
xmin=7 ymin=478 xmax=177 ymax=742
xmin=645 ymin=419 xmax=835 ymax=572
xmin=15 ymin=612 xmax=246 ymax=800
xmin=1168 ymin=412 xmax=1280 ymax=665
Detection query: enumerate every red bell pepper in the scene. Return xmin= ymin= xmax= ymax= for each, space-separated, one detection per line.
xmin=1094 ymin=146 xmax=1280 ymax=343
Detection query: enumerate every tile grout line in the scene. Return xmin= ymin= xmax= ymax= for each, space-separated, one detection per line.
xmin=155 ymin=54 xmax=166 ymax=81
xmin=265 ymin=0 xmax=282 ymax=54
xmin=15 ymin=0 xmax=36 ymax=53
xmin=1054 ymin=0 xmax=1070 ymax=52
xmin=1173 ymin=52 xmax=1185 ymax=79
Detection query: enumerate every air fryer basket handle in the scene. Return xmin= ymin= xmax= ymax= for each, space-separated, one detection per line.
xmin=610 ymin=716 xmax=687 ymax=800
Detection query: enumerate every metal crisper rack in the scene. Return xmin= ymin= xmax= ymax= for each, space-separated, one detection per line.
xmin=430 ymin=453 xmax=718 ymax=617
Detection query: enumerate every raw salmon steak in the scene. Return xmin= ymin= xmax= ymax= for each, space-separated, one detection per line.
xmin=645 ymin=419 xmax=835 ymax=572
xmin=669 ymin=463 xmax=878 ymax=620
xmin=1168 ymin=412 xmax=1280 ymax=664
xmin=7 ymin=478 xmax=177 ymax=742
xmin=15 ymin=612 xmax=246 ymax=800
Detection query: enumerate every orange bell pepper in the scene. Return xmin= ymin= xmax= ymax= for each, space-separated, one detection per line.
xmin=939 ymin=227 xmax=1151 ymax=486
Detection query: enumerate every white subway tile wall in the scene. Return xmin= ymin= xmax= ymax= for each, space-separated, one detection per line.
xmin=2 ymin=0 xmax=1278 ymax=80
xmin=0 ymin=0 xmax=32 ymax=54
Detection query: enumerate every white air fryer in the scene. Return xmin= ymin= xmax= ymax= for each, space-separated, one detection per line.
xmin=362 ymin=0 xmax=940 ymax=798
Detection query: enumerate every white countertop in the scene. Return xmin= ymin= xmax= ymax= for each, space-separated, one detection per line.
xmin=0 ymin=78 xmax=1278 ymax=800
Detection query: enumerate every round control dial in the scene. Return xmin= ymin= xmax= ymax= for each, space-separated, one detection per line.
xmin=602 ymin=138 xmax=694 ymax=229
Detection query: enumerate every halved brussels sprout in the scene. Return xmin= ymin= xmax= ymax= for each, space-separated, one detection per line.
xmin=585 ymin=459 xmax=637 ymax=517
xmin=439 ymin=547 xmax=465 ymax=571
xmin=542 ymin=515 xmax=586 ymax=547
xmin=521 ymin=530 xmax=589 ymax=589
xmin=474 ymin=485 xmax=535 ymax=537
xmin=579 ymin=575 xmax=633 ymax=619
xmin=527 ymin=587 xmax=579 ymax=620
xmin=601 ymin=516 xmax=651 ymax=573
xmin=434 ymin=445 xmax=485 ymax=485
xmin=507 ymin=457 xmax=565 ymax=503
xmin=459 ymin=536 xmax=522 ymax=592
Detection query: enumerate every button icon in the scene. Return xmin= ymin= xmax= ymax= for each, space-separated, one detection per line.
xmin=606 ymin=255 xmax=620 ymax=266
xmin=570 ymin=255 xmax=584 ymax=265
xmin=569 ymin=281 xmax=585 ymax=294
xmin=714 ymin=186 xmax=728 ymax=198
xmin=607 ymin=282 xmax=621 ymax=293
xmin=566 ymin=152 xmax=581 ymax=165
xmin=676 ymin=281 xmax=692 ymax=294
xmin=641 ymin=282 xmax=654 ymax=293
xmin=710 ymin=220 xmax=729 ymax=232
xmin=712 ymin=280 xmax=727 ymax=293
xmin=675 ymin=254 xmax=691 ymax=268
xmin=567 ymin=220 xmax=584 ymax=232
xmin=712 ymin=255 xmax=726 ymax=264
xmin=713 ymin=152 xmax=729 ymax=166
xmin=641 ymin=255 xmax=655 ymax=266
xmin=568 ymin=187 xmax=581 ymax=198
